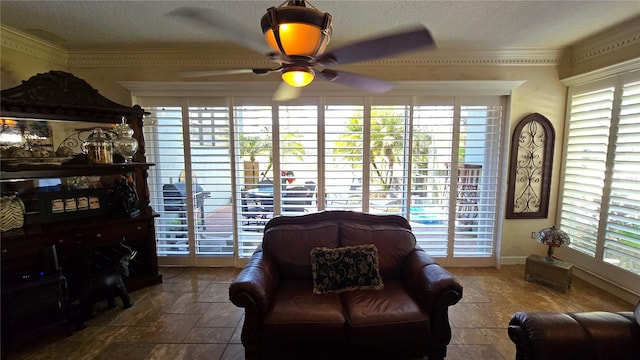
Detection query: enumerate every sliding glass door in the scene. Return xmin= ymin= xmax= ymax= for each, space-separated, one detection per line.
xmin=140 ymin=95 xmax=505 ymax=267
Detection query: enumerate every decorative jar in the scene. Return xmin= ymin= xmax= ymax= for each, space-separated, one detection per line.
xmin=84 ymin=128 xmax=113 ymax=164
xmin=112 ymin=118 xmax=138 ymax=162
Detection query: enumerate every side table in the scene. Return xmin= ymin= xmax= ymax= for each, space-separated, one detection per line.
xmin=524 ymin=254 xmax=573 ymax=292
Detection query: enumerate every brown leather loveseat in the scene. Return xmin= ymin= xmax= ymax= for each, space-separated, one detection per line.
xmin=229 ymin=211 xmax=463 ymax=360
xmin=508 ymin=301 xmax=640 ymax=360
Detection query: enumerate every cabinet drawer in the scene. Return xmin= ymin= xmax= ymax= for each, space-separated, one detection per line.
xmin=1 ymin=234 xmax=48 ymax=261
xmin=1 ymin=232 xmax=75 ymax=262
xmin=82 ymin=220 xmax=149 ymax=247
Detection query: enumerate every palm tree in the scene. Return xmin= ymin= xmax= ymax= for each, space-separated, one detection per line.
xmin=237 ymin=127 xmax=306 ymax=182
xmin=238 ymin=132 xmax=269 ymax=162
xmin=334 ymin=110 xmax=431 ymax=194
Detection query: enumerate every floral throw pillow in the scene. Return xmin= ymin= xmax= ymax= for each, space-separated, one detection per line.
xmin=310 ymin=244 xmax=384 ymax=294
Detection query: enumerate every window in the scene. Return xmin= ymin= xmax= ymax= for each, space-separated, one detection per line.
xmin=132 ymin=82 xmax=513 ymax=267
xmin=560 ymin=70 xmax=640 ymax=293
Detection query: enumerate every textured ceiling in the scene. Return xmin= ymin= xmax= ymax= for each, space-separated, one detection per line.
xmin=1 ymin=0 xmax=640 ymax=53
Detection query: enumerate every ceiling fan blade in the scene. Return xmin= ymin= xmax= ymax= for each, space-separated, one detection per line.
xmin=182 ymin=69 xmax=255 ymax=78
xmin=316 ymin=24 xmax=435 ymax=66
xmin=181 ymin=68 xmax=280 ymax=78
xmin=319 ymin=70 xmax=395 ymax=93
xmin=166 ymin=7 xmax=271 ymax=55
xmin=273 ymin=82 xmax=302 ymax=102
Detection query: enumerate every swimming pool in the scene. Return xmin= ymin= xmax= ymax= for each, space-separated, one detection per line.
xmin=410 ymin=207 xmax=443 ymax=225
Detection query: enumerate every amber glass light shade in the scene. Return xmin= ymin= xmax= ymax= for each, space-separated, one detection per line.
xmin=282 ymin=69 xmax=314 ymax=87
xmin=261 ymin=1 xmax=332 ymax=57
xmin=265 ymin=23 xmax=327 ymax=57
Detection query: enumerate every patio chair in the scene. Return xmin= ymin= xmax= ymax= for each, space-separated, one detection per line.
xmin=282 ymin=183 xmax=316 ymax=212
xmin=241 ymin=190 xmax=268 ymax=228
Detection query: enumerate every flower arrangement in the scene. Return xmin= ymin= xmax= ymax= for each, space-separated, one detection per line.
xmin=281 ymin=170 xmax=295 ymax=184
xmin=536 ymin=226 xmax=570 ymax=262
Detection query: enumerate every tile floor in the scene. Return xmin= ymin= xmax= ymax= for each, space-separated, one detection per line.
xmin=5 ymin=265 xmax=634 ymax=360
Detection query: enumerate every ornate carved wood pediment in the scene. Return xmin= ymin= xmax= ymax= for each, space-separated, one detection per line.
xmin=1 ymin=70 xmax=147 ymax=122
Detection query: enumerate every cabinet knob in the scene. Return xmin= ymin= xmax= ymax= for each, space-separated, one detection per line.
xmin=137 ymin=226 xmax=142 ymax=230
xmin=58 ymin=239 xmax=64 ymax=244
xmin=2 ymin=249 xmax=7 ymax=254
xmin=95 ymin=233 xmax=102 ymax=238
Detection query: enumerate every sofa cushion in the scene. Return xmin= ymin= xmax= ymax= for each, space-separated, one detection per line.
xmin=310 ymin=244 xmax=384 ymax=294
xmin=263 ymin=221 xmax=339 ymax=280
xmin=343 ymin=280 xmax=430 ymax=346
xmin=340 ymin=222 xmax=417 ymax=278
xmin=263 ymin=280 xmax=348 ymax=344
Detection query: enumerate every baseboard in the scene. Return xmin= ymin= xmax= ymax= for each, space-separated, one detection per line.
xmin=572 ymin=267 xmax=640 ymax=305
xmin=500 ymin=256 xmax=527 ymax=265
xmin=500 ymin=255 xmax=639 ymax=305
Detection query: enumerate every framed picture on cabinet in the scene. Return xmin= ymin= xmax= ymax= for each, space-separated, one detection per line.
xmin=38 ymin=188 xmax=108 ymax=222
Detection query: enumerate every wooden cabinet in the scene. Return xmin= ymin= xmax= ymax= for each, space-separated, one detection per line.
xmin=0 ymin=71 xmax=162 ymax=337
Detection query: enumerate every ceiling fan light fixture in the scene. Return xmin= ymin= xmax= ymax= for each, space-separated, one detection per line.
xmin=282 ymin=68 xmax=314 ymax=87
xmin=261 ymin=0 xmax=332 ymax=57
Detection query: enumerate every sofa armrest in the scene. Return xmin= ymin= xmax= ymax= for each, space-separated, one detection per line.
xmin=229 ymin=245 xmax=279 ymax=316
xmin=508 ymin=311 xmax=639 ymax=360
xmin=403 ymin=249 xmax=463 ymax=312
xmin=402 ymin=248 xmax=463 ymax=358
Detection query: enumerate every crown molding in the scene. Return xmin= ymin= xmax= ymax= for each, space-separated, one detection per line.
xmin=561 ymin=58 xmax=640 ymax=86
xmin=2 ymin=23 xmax=564 ymax=68
xmin=66 ymin=48 xmax=566 ymax=67
xmin=0 ymin=25 xmax=68 ymax=66
xmin=3 ymin=21 xmax=636 ymax=69
xmin=569 ymin=16 xmax=640 ymax=64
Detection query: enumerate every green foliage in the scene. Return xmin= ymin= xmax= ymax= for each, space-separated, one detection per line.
xmin=238 ymin=129 xmax=270 ymax=162
xmin=334 ymin=111 xmax=432 ymax=191
xmin=238 ymin=126 xmax=305 ymax=180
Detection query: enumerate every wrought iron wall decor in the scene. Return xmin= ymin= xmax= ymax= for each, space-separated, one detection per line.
xmin=506 ymin=113 xmax=555 ymax=219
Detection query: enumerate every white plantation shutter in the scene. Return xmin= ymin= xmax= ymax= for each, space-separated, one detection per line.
xmin=560 ymin=85 xmax=614 ymax=257
xmin=604 ymin=77 xmax=640 ymax=273
xmin=560 ymin=70 xmax=640 ymax=289
xmin=279 ymin=104 xmax=319 ymax=214
xmin=409 ymin=98 xmax=502 ymax=260
xmin=143 ymin=101 xmax=234 ymax=260
xmin=410 ymin=101 xmax=454 ymax=256
xmin=234 ymin=104 xmax=273 ymax=258
xmin=454 ymin=102 xmax=502 ymax=257
xmin=368 ymin=104 xmax=410 ymax=216
xmin=143 ymin=105 xmax=189 ymax=256
xmin=187 ymin=105 xmax=233 ymax=257
xmin=324 ymin=101 xmax=365 ymax=211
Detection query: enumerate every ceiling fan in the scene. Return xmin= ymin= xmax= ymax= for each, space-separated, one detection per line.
xmin=167 ymin=0 xmax=436 ymax=101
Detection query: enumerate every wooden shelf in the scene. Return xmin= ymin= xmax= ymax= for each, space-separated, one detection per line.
xmin=1 ymin=162 xmax=154 ymax=180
